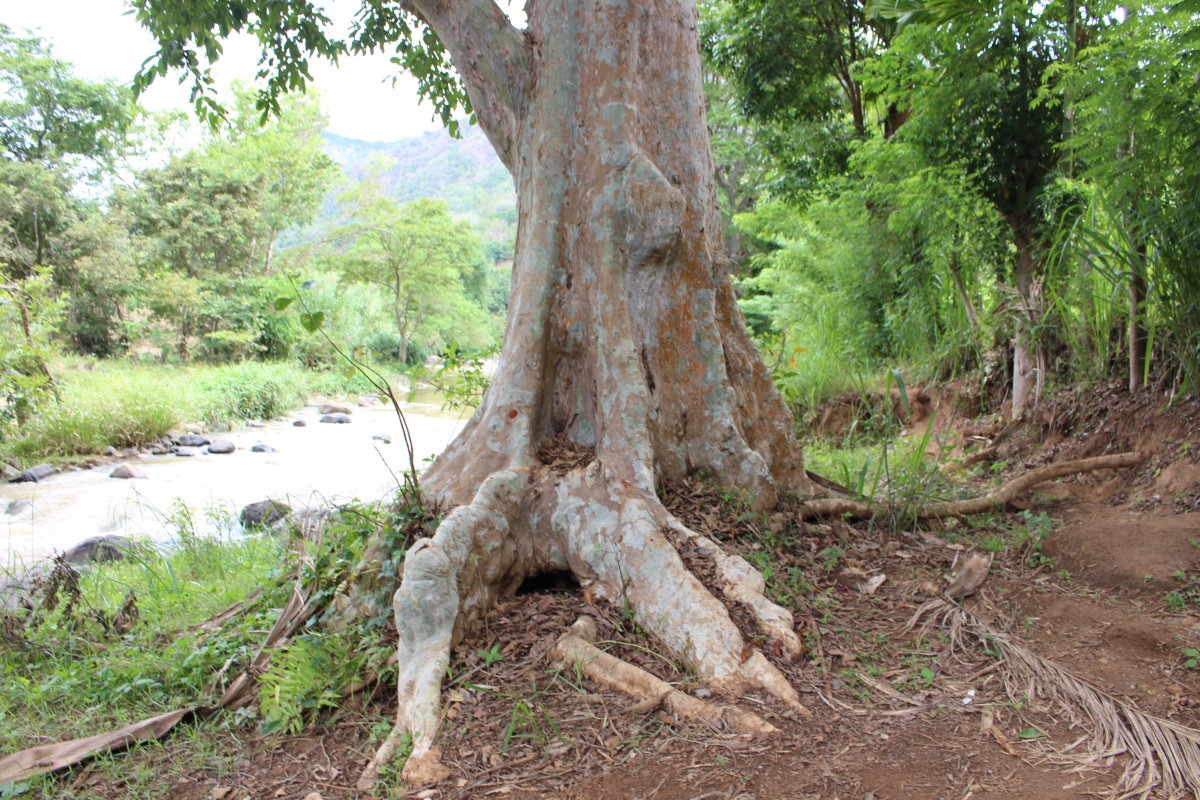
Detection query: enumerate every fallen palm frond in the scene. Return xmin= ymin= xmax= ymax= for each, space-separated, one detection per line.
xmin=801 ymin=451 xmax=1144 ymax=519
xmin=908 ymin=596 xmax=1200 ymax=800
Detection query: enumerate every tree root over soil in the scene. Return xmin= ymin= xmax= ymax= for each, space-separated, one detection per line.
xmin=907 ymin=595 xmax=1200 ymax=799
xmin=357 ymin=461 xmax=811 ymax=789
xmin=799 ymin=452 xmax=1144 ymax=520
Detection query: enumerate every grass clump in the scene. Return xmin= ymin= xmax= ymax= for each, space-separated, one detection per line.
xmin=6 ymin=370 xmax=180 ymax=460
xmin=0 ymin=358 xmax=410 ymax=466
xmin=0 ymin=527 xmax=288 ymax=760
xmin=191 ymin=362 xmax=309 ymax=429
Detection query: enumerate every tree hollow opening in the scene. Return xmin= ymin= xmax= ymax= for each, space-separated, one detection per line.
xmin=514 ymin=569 xmax=582 ymax=597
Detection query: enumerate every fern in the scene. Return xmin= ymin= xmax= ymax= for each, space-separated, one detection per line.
xmin=258 ymin=634 xmax=350 ymax=734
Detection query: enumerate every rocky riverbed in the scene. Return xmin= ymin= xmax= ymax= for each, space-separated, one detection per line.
xmin=0 ymin=396 xmax=468 ymax=569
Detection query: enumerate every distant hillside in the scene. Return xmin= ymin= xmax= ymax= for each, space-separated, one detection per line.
xmin=322 ymin=126 xmax=516 ymax=247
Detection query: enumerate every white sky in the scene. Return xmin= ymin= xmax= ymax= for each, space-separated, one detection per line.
xmin=0 ymin=0 xmax=475 ymax=142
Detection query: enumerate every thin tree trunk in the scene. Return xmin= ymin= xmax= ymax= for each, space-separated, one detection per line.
xmin=1010 ymin=218 xmax=1044 ymax=418
xmin=1128 ymin=240 xmax=1148 ymax=391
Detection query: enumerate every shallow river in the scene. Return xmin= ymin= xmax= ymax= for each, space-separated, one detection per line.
xmin=0 ymin=398 xmax=469 ymax=569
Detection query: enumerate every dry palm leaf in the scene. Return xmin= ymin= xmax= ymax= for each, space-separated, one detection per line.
xmin=907 ymin=597 xmax=1200 ymax=800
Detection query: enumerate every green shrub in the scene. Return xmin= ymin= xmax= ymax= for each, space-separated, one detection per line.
xmin=193 ymin=363 xmax=308 ymax=426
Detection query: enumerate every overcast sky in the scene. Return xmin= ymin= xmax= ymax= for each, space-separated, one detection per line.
xmin=0 ymin=0 xmax=472 ymax=142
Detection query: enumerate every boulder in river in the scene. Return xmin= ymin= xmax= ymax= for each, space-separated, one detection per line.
xmin=240 ymin=499 xmax=292 ymax=529
xmin=318 ymin=403 xmax=352 ymax=415
xmin=10 ymin=464 xmax=57 ymax=483
xmin=175 ymin=447 xmax=201 ymax=457
xmin=207 ymin=439 xmax=236 ymax=454
xmin=293 ymin=420 xmax=306 ymax=427
xmin=358 ymin=395 xmax=382 ymax=407
xmin=62 ymin=535 xmax=133 ymax=565
xmin=247 ymin=420 xmax=266 ymax=428
xmin=6 ymin=499 xmax=33 ymax=516
xmin=250 ymin=443 xmax=276 ymax=453
xmin=110 ymin=464 xmax=148 ymax=479
xmin=177 ymin=434 xmax=211 ymax=447
xmin=182 ymin=422 xmax=206 ymax=434
xmin=320 ymin=413 xmax=352 ymax=424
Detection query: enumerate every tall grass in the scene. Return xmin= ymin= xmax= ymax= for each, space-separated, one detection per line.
xmin=0 ymin=525 xmax=287 ymax=758
xmin=1 ymin=358 xmax=410 ymax=466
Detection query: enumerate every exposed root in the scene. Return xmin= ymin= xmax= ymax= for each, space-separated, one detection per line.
xmin=364 ymin=456 xmax=816 ymax=789
xmin=663 ymin=517 xmax=804 ymax=661
xmin=359 ymin=469 xmax=530 ymax=790
xmin=551 ymin=616 xmax=776 ymax=735
xmin=908 ymin=597 xmax=1200 ymax=799
xmin=547 ymin=468 xmax=808 ymax=716
xmin=800 ymin=452 xmax=1144 ymax=520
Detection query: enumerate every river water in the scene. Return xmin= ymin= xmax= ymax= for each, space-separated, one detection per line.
xmin=0 ymin=398 xmax=469 ymax=570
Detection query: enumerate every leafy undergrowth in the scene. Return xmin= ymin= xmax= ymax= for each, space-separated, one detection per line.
xmin=0 ymin=531 xmax=288 ymax=760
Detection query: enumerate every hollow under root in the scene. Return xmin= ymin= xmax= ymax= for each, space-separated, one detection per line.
xmin=552 ymin=616 xmax=776 ymax=735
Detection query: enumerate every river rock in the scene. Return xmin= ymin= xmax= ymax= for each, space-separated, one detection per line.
xmin=6 ymin=499 xmax=33 ymax=516
xmin=250 ymin=443 xmax=276 ymax=453
xmin=275 ymin=506 xmax=332 ymax=540
xmin=175 ymin=447 xmax=201 ymax=457
xmin=62 ymin=535 xmax=133 ymax=565
xmin=293 ymin=420 xmax=306 ymax=427
xmin=177 ymin=434 xmax=211 ymax=447
xmin=320 ymin=413 xmax=352 ymax=424
xmin=318 ymin=403 xmax=352 ymax=415
xmin=102 ymin=446 xmax=118 ymax=457
xmin=247 ymin=420 xmax=266 ymax=428
xmin=358 ymin=395 xmax=382 ymax=407
xmin=110 ymin=464 xmax=148 ymax=479
xmin=372 ymin=433 xmax=392 ymax=444
xmin=207 ymin=439 xmax=236 ymax=454
xmin=121 ymin=447 xmax=140 ymax=458
xmin=183 ymin=422 xmax=206 ymax=434
xmin=10 ymin=464 xmax=57 ymax=483
xmin=240 ymin=499 xmax=292 ymax=529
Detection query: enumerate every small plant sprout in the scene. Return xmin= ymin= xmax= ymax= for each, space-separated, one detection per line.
xmin=478 ymin=643 xmax=504 ymax=669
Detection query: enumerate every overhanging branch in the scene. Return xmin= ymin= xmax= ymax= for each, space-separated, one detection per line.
xmin=405 ymin=0 xmax=530 ymax=172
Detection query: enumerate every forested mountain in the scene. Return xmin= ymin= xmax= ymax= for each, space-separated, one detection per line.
xmin=321 ymin=126 xmax=516 ymax=249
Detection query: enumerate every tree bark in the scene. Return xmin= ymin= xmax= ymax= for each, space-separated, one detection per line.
xmin=1128 ymin=239 xmax=1148 ymax=392
xmin=1010 ymin=217 xmax=1044 ymax=418
xmin=365 ymin=0 xmax=813 ymax=785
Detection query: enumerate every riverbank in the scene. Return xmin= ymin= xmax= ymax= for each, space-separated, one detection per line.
xmin=1 ymin=395 xmax=467 ymax=567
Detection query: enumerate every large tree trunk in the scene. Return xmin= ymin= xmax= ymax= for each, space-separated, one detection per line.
xmin=367 ymin=0 xmax=813 ymax=785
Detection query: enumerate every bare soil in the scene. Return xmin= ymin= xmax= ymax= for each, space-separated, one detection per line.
xmin=62 ymin=386 xmax=1200 ymax=800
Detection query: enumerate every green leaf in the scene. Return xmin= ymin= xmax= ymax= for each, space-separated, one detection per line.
xmin=1017 ymin=726 xmax=1046 ymax=740
xmin=299 ymin=311 xmax=324 ymax=332
xmin=274 ymin=296 xmax=295 ymax=311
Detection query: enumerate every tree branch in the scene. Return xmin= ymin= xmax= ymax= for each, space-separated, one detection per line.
xmin=800 ymin=452 xmax=1144 ymax=520
xmin=405 ymin=0 xmax=530 ymax=172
